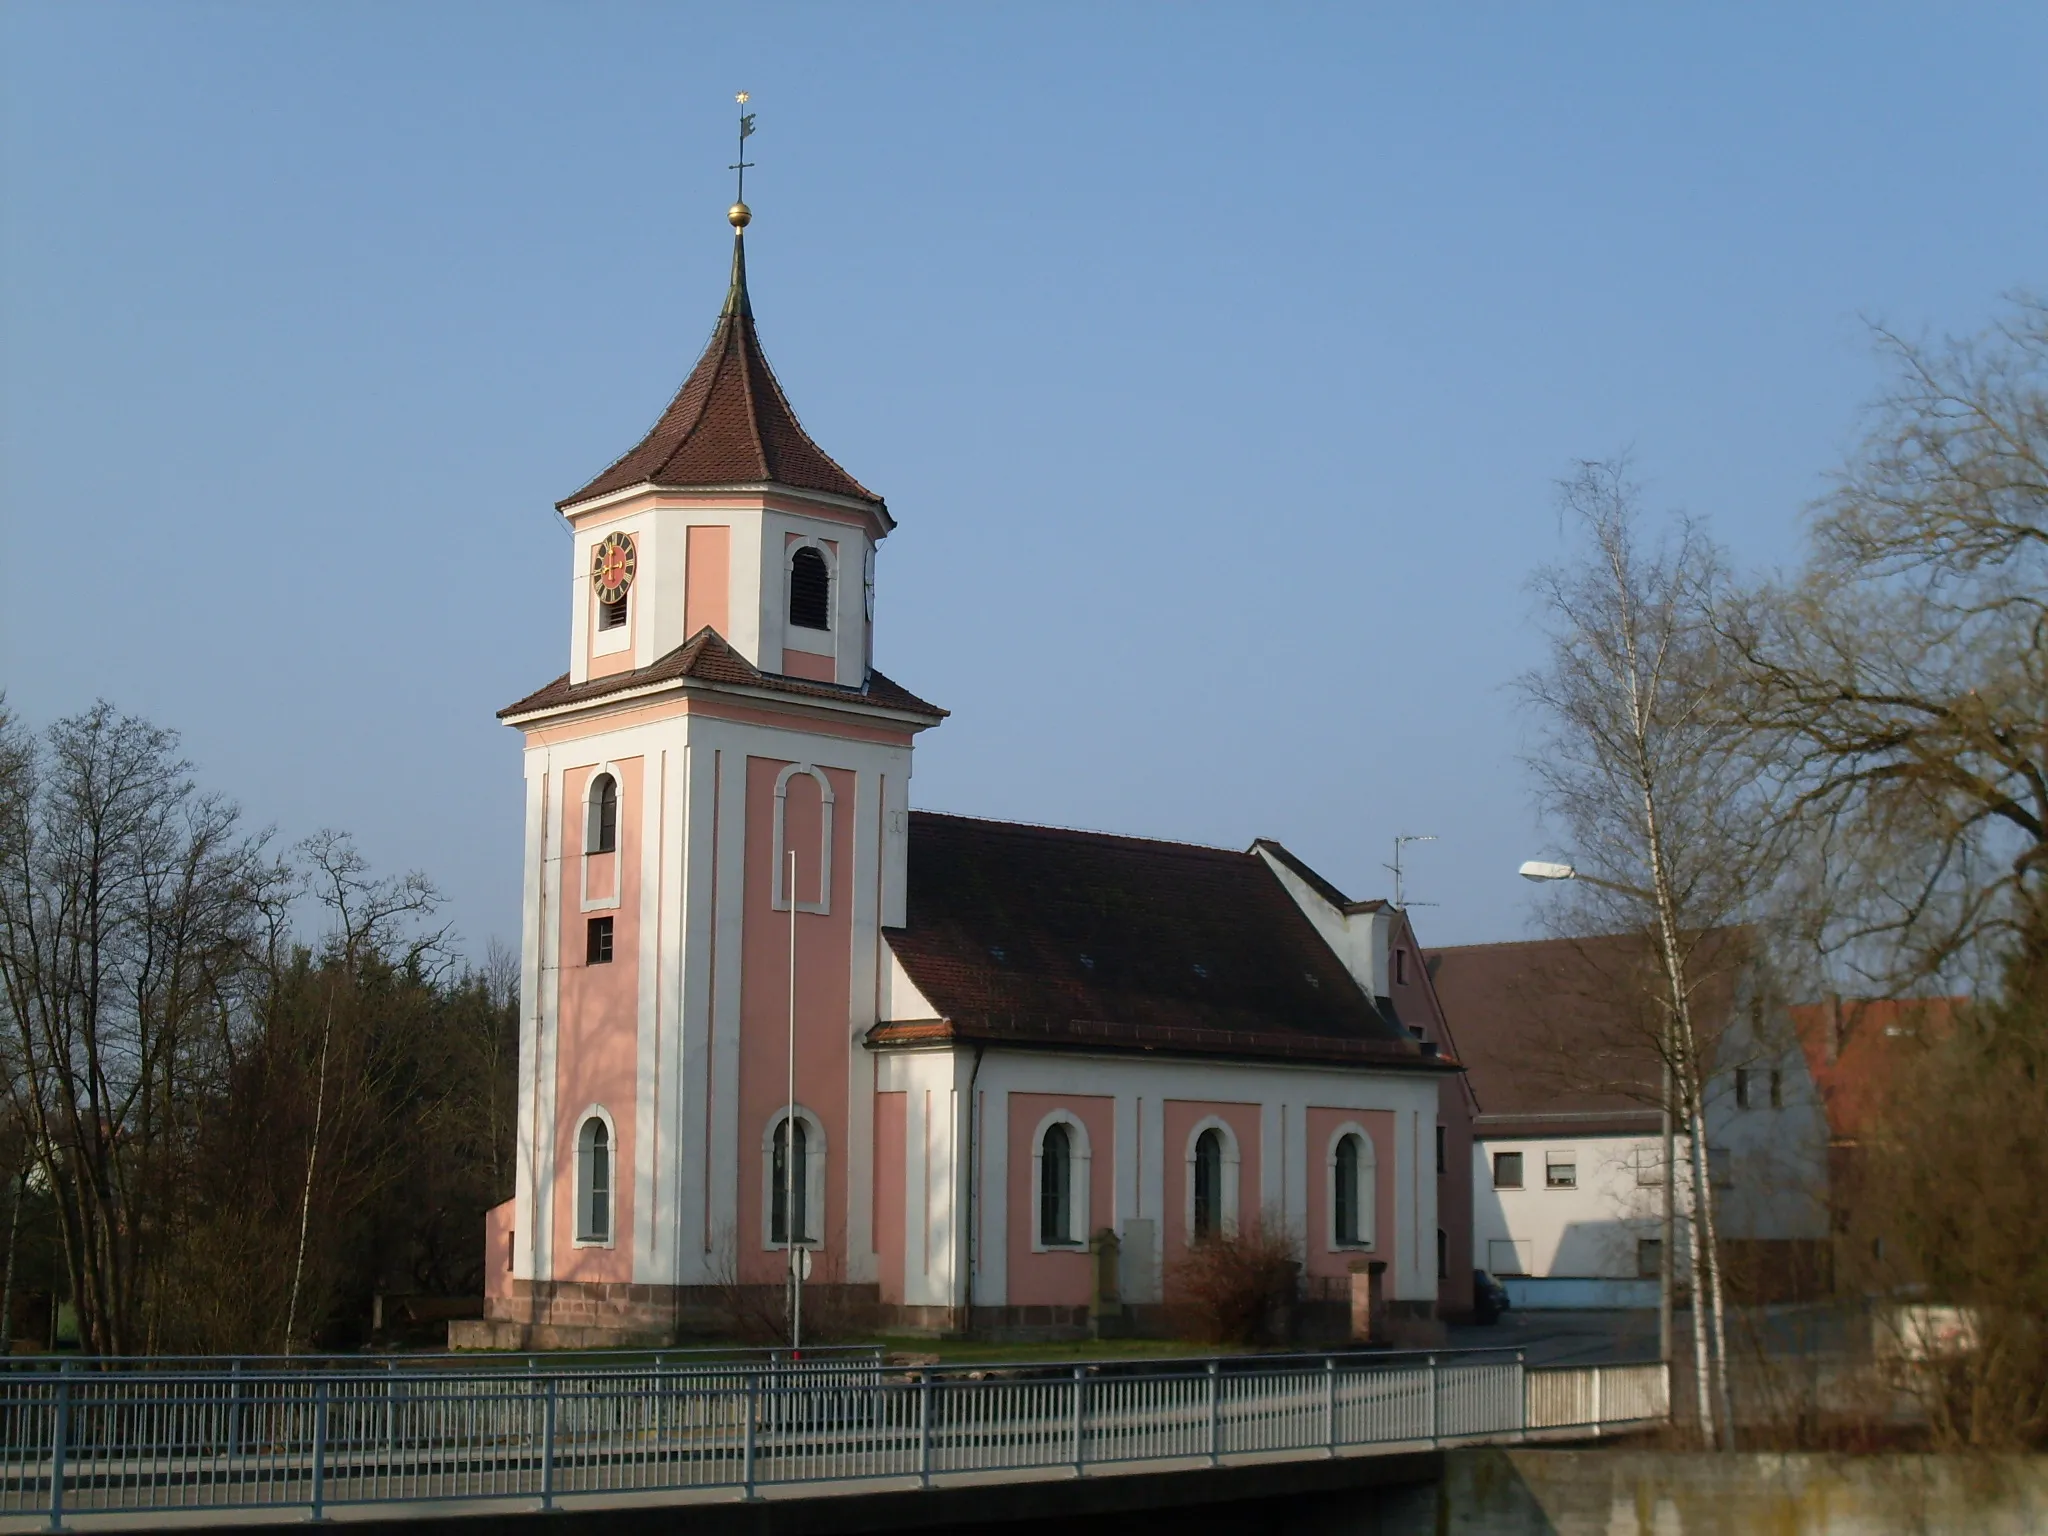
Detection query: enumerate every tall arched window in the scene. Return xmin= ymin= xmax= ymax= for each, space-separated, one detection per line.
xmin=1040 ymin=1122 xmax=1074 ymax=1247
xmin=1327 ymin=1125 xmax=1377 ymax=1251
xmin=577 ymin=1115 xmax=612 ymax=1243
xmin=789 ymin=547 xmax=831 ymax=630
xmin=1335 ymin=1133 xmax=1363 ymax=1245
xmin=771 ymin=1117 xmax=809 ymax=1245
xmin=1193 ymin=1128 xmax=1225 ymax=1242
xmin=587 ymin=773 xmax=618 ymax=854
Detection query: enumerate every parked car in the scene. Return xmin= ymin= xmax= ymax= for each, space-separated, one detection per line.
xmin=1472 ymin=1269 xmax=1511 ymax=1325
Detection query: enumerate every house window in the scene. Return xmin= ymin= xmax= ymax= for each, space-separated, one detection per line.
xmin=1395 ymin=949 xmax=1407 ymax=985
xmin=1634 ymin=1145 xmax=1662 ymax=1186
xmin=586 ymin=916 xmax=613 ymax=964
xmin=1487 ymin=1239 xmax=1531 ymax=1276
xmin=1637 ymin=1238 xmax=1662 ymax=1279
xmin=1039 ymin=1122 xmax=1076 ymax=1246
xmin=1193 ymin=1128 xmax=1225 ymax=1241
xmin=1492 ymin=1151 xmax=1524 ymax=1190
xmin=1437 ymin=1228 xmax=1448 ymax=1280
xmin=577 ymin=1116 xmax=611 ymax=1243
xmin=1709 ymin=1146 xmax=1732 ymax=1188
xmin=598 ymin=595 xmax=628 ymax=631
xmin=771 ymin=1116 xmax=809 ymax=1245
xmin=789 ymin=547 xmax=831 ymax=630
xmin=1545 ymin=1151 xmax=1577 ymax=1190
xmin=587 ymin=773 xmax=619 ymax=854
xmin=1735 ymin=1068 xmax=1752 ymax=1109
xmin=1435 ymin=1125 xmax=1446 ymax=1176
xmin=1769 ymin=1069 xmax=1783 ymax=1109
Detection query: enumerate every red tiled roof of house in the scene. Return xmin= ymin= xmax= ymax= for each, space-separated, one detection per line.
xmin=559 ymin=235 xmax=881 ymax=512
xmin=1426 ymin=932 xmax=1743 ymax=1121
xmin=1789 ymin=997 xmax=1961 ymax=1144
xmin=497 ymin=626 xmax=945 ymax=722
xmin=876 ymin=813 xmax=1451 ymax=1072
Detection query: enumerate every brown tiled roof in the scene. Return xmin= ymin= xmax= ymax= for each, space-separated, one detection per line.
xmin=875 ymin=813 xmax=1450 ymax=1071
xmin=559 ymin=236 xmax=881 ymax=511
xmin=1790 ymin=997 xmax=1960 ymax=1144
xmin=1425 ymin=933 xmax=1742 ymax=1121
xmin=497 ymin=627 xmax=945 ymax=722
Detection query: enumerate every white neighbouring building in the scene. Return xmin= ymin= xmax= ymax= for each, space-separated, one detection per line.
xmin=1428 ymin=935 xmax=1832 ymax=1309
xmin=457 ymin=202 xmax=1469 ymax=1347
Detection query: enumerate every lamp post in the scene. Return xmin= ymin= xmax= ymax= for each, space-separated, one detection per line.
xmin=1519 ymin=861 xmax=1676 ymax=1373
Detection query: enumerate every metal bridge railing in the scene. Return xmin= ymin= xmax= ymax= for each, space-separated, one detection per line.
xmin=0 ymin=1349 xmax=1666 ymax=1528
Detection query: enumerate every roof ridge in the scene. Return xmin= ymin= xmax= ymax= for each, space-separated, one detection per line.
xmin=908 ymin=809 xmax=1252 ymax=859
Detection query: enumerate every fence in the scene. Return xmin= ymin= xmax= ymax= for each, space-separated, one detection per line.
xmin=0 ymin=1349 xmax=1666 ymax=1528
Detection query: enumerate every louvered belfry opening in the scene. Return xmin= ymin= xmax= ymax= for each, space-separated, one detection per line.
xmin=599 ymin=596 xmax=628 ymax=631
xmin=789 ymin=547 xmax=831 ymax=630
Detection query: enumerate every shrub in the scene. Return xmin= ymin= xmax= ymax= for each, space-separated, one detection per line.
xmin=1165 ymin=1215 xmax=1301 ymax=1346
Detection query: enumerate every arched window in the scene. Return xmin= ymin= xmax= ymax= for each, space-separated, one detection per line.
xmin=771 ymin=1117 xmax=808 ymax=1245
xmin=1193 ymin=1128 xmax=1225 ymax=1242
xmin=1335 ymin=1134 xmax=1362 ymax=1244
xmin=587 ymin=773 xmax=618 ymax=854
xmin=1040 ymin=1122 xmax=1074 ymax=1247
xmin=762 ymin=1109 xmax=826 ymax=1250
xmin=789 ymin=547 xmax=831 ymax=631
xmin=577 ymin=1115 xmax=612 ymax=1244
xmin=1327 ymin=1124 xmax=1377 ymax=1251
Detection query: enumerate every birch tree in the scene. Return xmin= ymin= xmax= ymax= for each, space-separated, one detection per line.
xmin=1519 ymin=462 xmax=1786 ymax=1447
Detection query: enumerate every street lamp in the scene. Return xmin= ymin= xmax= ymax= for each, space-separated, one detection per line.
xmin=1519 ymin=858 xmax=1677 ymax=1371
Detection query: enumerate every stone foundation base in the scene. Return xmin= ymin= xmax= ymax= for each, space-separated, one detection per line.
xmin=453 ymin=1280 xmax=1437 ymax=1350
xmin=453 ymin=1280 xmax=881 ymax=1350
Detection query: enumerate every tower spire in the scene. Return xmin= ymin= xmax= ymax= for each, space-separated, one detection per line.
xmin=725 ymin=91 xmax=755 ymax=318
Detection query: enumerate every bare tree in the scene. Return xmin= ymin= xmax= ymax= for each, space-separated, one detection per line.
xmin=0 ymin=703 xmax=286 ymax=1354
xmin=1723 ymin=297 xmax=2048 ymax=987
xmin=279 ymin=831 xmax=443 ymax=1353
xmin=1519 ymin=461 xmax=1788 ymax=1446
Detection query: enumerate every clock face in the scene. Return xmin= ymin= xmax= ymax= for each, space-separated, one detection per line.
xmin=591 ymin=532 xmax=637 ymax=603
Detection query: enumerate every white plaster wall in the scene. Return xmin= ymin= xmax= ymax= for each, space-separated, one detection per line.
xmin=1472 ymin=1135 xmax=1665 ymax=1280
xmin=882 ymin=1047 xmax=1445 ymax=1310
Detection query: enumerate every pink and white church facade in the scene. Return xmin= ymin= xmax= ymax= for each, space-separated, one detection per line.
xmin=467 ymin=206 xmax=1472 ymax=1347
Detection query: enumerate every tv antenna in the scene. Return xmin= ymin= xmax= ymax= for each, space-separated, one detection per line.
xmin=1385 ymin=835 xmax=1438 ymax=909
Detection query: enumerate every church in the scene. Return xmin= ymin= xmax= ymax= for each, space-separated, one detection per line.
xmin=463 ymin=194 xmax=1472 ymax=1347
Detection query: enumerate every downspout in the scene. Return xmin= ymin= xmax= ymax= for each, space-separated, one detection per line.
xmin=960 ymin=1043 xmax=985 ymax=1333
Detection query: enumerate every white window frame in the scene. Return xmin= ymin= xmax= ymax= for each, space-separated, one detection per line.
xmin=1487 ymin=1238 xmax=1532 ymax=1276
xmin=1324 ymin=1122 xmax=1377 ymax=1252
xmin=1492 ymin=1148 xmax=1525 ymax=1190
xmin=580 ymin=765 xmax=623 ymax=914
xmin=784 ymin=537 xmax=837 ymax=643
xmin=1545 ymin=1149 xmax=1578 ymax=1190
xmin=574 ymin=1105 xmax=617 ymax=1248
xmin=1029 ymin=1109 xmax=1092 ymax=1252
xmin=760 ymin=1106 xmax=827 ymax=1250
xmin=1183 ymin=1116 xmax=1241 ymax=1242
xmin=771 ymin=762 xmax=834 ymax=915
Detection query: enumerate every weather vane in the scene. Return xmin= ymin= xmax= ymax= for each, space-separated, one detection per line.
xmin=730 ymin=91 xmax=756 ymax=220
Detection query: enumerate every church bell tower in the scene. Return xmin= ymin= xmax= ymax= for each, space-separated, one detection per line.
xmin=479 ymin=161 xmax=945 ymax=1347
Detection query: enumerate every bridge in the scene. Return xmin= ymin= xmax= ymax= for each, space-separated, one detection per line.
xmin=0 ymin=1346 xmax=1666 ymax=1530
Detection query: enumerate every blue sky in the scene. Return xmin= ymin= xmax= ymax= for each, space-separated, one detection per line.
xmin=3 ymin=4 xmax=2042 ymax=955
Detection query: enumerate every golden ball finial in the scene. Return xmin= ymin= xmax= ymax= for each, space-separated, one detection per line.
xmin=728 ymin=201 xmax=752 ymax=230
